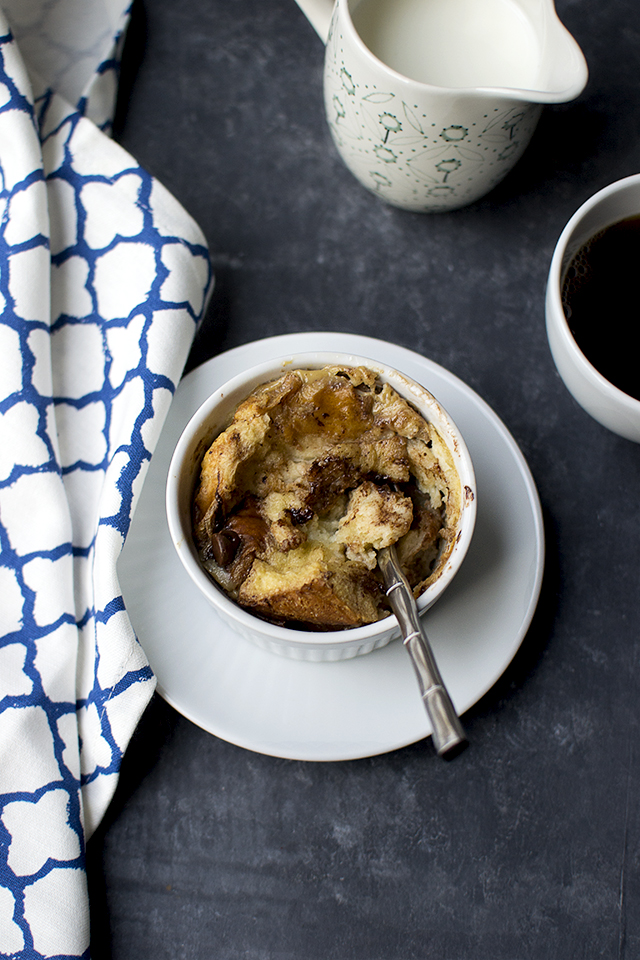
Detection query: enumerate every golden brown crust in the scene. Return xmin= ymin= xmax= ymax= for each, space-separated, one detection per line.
xmin=238 ymin=546 xmax=383 ymax=629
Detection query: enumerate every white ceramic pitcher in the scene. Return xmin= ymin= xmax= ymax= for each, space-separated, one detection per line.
xmin=294 ymin=0 xmax=588 ymax=211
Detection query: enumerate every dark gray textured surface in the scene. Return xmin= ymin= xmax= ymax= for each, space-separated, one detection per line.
xmin=88 ymin=1 xmax=640 ymax=957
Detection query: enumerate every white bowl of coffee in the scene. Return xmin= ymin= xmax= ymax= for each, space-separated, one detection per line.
xmin=546 ymin=174 xmax=640 ymax=442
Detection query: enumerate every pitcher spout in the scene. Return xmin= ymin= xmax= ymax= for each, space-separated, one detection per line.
xmin=515 ymin=0 xmax=588 ymax=103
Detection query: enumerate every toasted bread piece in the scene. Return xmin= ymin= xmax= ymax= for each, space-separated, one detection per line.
xmin=238 ymin=541 xmax=383 ymax=629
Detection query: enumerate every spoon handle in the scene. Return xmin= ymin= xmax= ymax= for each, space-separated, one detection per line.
xmin=378 ymin=546 xmax=467 ymax=758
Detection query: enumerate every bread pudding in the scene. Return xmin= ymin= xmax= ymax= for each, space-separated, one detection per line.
xmin=192 ymin=365 xmax=462 ymax=630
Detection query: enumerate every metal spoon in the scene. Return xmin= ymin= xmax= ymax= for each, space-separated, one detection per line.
xmin=378 ymin=545 xmax=467 ymax=758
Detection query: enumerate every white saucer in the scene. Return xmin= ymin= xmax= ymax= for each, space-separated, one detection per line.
xmin=118 ymin=333 xmax=545 ymax=761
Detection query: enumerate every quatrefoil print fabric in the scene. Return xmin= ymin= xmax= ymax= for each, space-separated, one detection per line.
xmin=0 ymin=2 xmax=212 ymax=955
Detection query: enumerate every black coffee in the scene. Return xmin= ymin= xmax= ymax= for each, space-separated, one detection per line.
xmin=561 ymin=215 xmax=640 ymax=401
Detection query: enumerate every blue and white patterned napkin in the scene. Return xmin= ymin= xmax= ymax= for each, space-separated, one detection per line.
xmin=0 ymin=2 xmax=212 ymax=954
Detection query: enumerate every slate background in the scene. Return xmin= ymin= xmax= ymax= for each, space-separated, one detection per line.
xmin=88 ymin=1 xmax=640 ymax=957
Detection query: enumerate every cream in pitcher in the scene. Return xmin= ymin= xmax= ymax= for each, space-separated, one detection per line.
xmin=294 ymin=0 xmax=588 ymax=211
xmin=351 ymin=0 xmax=541 ymax=90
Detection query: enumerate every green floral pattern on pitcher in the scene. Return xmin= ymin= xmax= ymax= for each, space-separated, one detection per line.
xmin=323 ymin=19 xmax=542 ymax=211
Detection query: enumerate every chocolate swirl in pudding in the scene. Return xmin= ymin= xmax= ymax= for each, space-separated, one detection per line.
xmin=192 ymin=366 xmax=461 ymax=630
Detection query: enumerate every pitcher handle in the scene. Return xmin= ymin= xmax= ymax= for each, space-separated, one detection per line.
xmin=292 ymin=0 xmax=334 ymax=43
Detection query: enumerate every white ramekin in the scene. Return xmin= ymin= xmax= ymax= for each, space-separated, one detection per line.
xmin=166 ymin=351 xmax=477 ymax=661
